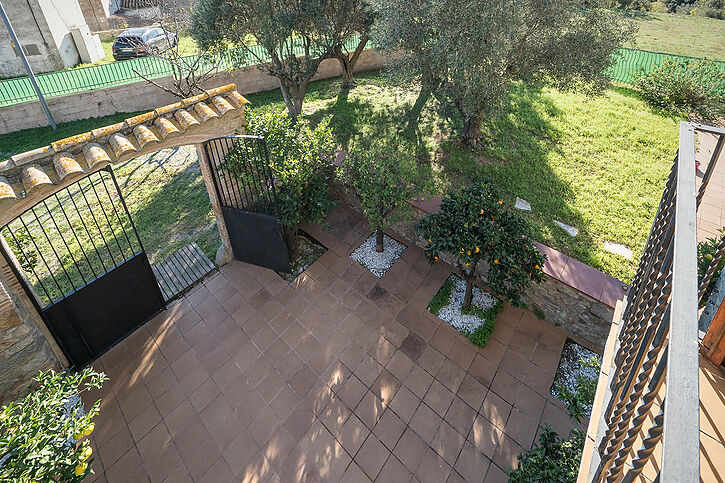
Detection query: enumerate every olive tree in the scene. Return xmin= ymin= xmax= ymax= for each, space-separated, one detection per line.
xmin=338 ymin=147 xmax=419 ymax=252
xmin=371 ymin=0 xmax=635 ymax=146
xmin=416 ymin=183 xmax=546 ymax=309
xmin=318 ymin=0 xmax=375 ymax=89
xmin=192 ymin=0 xmax=332 ymax=120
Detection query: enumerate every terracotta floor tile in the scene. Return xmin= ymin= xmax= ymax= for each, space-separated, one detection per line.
xmin=480 ymin=391 xmax=512 ymax=432
xmin=436 ymin=358 xmax=466 ymax=393
xmin=418 ymin=345 xmax=446 ymax=375
xmin=289 ymin=363 xmax=319 ymax=398
xmin=470 ymin=414 xmax=503 ymax=459
xmin=445 ymin=396 xmax=477 ymax=438
xmin=431 ymin=421 xmax=466 ymax=466
xmin=97 ymin=426 xmax=134 ymax=470
xmin=424 ymin=380 xmax=455 ymax=418
xmin=372 ymin=409 xmax=406 ymax=451
xmin=454 ymin=441 xmax=491 ymax=483
xmin=370 ymin=370 xmax=400 ymax=406
xmin=490 ymin=369 xmax=522 ymax=405
xmin=104 ymin=448 xmax=149 ymax=483
xmin=399 ymin=332 xmax=427 ymax=362
xmin=284 ymin=405 xmax=316 ymax=441
xmin=338 ymin=374 xmax=368 ymax=409
xmin=222 ymin=429 xmax=258 ymax=475
xmin=389 ymin=385 xmax=421 ymax=424
xmin=198 ymin=456 xmax=235 ymax=483
xmin=415 ymin=447 xmax=452 ymax=483
xmin=492 ymin=434 xmax=523 ymax=472
xmin=128 ymin=404 xmax=162 ymax=443
xmin=354 ymin=434 xmax=390 ymax=480
xmin=269 ymin=384 xmax=301 ymax=420
xmin=263 ymin=426 xmax=297 ymax=470
xmin=319 ymin=396 xmax=352 ymax=435
xmin=144 ymin=444 xmax=182 ymax=483
xmin=355 ymin=390 xmax=387 ymax=430
xmin=514 ymin=384 xmax=547 ymax=423
xmin=504 ymin=409 xmax=538 ymax=449
xmin=377 ymin=454 xmax=412 ymax=483
xmin=409 ymin=402 xmax=442 ymax=443
xmin=394 ymin=428 xmax=427 ymax=473
xmin=248 ymin=406 xmax=281 ymax=447
xmin=340 ymin=413 xmax=370 ymax=456
xmin=447 ymin=338 xmax=476 ymax=371
xmin=189 ymin=377 xmax=221 ymax=412
xmin=484 ymin=461 xmax=510 ymax=482
xmin=498 ymin=349 xmax=529 ymax=382
xmin=404 ymin=364 xmax=434 ymax=399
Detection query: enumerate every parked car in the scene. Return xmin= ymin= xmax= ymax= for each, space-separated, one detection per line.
xmin=112 ymin=27 xmax=178 ymax=60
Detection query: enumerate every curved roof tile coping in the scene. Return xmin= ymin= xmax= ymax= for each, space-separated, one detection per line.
xmin=154 ymin=117 xmax=180 ymax=139
xmin=21 ymin=165 xmax=52 ymax=192
xmin=194 ymin=102 xmax=218 ymax=122
xmin=133 ymin=124 xmax=160 ymax=148
xmin=109 ymin=133 xmax=137 ymax=158
xmin=0 ymin=176 xmax=15 ymax=201
xmin=53 ymin=153 xmax=83 ymax=180
xmin=175 ymin=109 xmax=199 ymax=131
xmin=83 ymin=143 xmax=111 ymax=168
xmin=0 ymin=84 xmax=248 ymax=221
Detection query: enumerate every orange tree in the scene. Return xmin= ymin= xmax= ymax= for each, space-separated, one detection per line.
xmin=0 ymin=368 xmax=107 ymax=481
xmin=416 ymin=182 xmax=546 ymax=309
xmin=338 ymin=146 xmax=421 ymax=253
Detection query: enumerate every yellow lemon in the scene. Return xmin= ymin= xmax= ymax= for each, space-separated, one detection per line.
xmin=535 ymin=264 xmax=540 ymax=269
xmin=498 ymin=200 xmax=503 ymax=205
xmin=705 ymin=254 xmax=713 ymax=261
xmin=494 ymin=259 xmax=499 ymax=264
xmin=479 ymin=209 xmax=484 ymax=215
xmin=81 ymin=446 xmax=92 ymax=461
xmin=82 ymin=423 xmax=95 ymax=436
xmin=428 ymin=238 xmax=431 ymax=242
xmin=73 ymin=431 xmax=84 ymax=440
xmin=467 ymin=250 xmax=471 ymax=255
xmin=74 ymin=462 xmax=88 ymax=476
xmin=475 ymin=247 xmax=480 ymax=253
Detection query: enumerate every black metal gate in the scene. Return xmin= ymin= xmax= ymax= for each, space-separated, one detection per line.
xmin=0 ymin=167 xmax=164 ymax=367
xmin=203 ymin=136 xmax=291 ymax=273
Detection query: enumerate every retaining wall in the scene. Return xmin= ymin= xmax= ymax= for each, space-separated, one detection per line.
xmin=0 ymin=49 xmax=387 ymax=135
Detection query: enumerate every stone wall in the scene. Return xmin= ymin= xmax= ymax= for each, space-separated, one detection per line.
xmin=0 ymin=250 xmax=63 ymax=405
xmin=0 ymin=49 xmax=387 ymax=134
xmin=332 ymin=184 xmax=613 ymax=351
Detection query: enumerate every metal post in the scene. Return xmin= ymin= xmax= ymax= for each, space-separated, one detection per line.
xmin=0 ymin=0 xmax=56 ymax=129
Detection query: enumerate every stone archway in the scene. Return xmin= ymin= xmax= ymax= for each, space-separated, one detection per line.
xmin=0 ymin=84 xmax=248 ymax=400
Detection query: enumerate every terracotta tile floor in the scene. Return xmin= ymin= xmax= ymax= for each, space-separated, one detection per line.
xmin=696 ymin=130 xmax=725 ymax=243
xmin=82 ymin=206 xmax=582 ymax=483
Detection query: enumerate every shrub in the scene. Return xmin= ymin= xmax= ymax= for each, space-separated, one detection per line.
xmin=337 ymin=146 xmax=421 ymax=252
xmin=0 ymin=368 xmax=107 ymax=481
xmin=697 ymin=228 xmax=725 ymax=306
xmin=2 ymin=227 xmax=38 ymax=273
xmin=508 ymin=426 xmax=584 ymax=482
xmin=555 ymin=356 xmax=601 ymax=423
xmin=634 ymin=57 xmax=725 ymax=119
xmin=228 ymin=106 xmax=337 ymax=262
xmin=416 ymin=182 xmax=546 ymax=309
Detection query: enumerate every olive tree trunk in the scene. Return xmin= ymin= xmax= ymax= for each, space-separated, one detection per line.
xmin=376 ymin=229 xmax=384 ymax=253
xmin=459 ymin=114 xmax=484 ymax=147
xmin=284 ymin=225 xmax=299 ymax=263
xmin=462 ymin=259 xmax=479 ymax=310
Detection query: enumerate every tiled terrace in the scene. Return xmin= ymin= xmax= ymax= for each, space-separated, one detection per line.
xmin=82 ymin=206 xmax=586 ymax=483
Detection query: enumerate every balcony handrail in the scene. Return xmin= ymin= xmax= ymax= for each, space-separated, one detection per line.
xmin=581 ymin=121 xmax=708 ymax=482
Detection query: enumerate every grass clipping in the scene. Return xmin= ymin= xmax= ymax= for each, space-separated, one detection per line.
xmin=428 ymin=274 xmax=502 ymax=347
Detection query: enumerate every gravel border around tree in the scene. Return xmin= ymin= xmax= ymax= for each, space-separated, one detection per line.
xmin=550 ymin=340 xmax=602 ymax=418
xmin=350 ymin=233 xmax=406 ymax=277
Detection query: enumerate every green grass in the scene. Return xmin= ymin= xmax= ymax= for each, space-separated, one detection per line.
xmin=2 ymin=69 xmax=682 ymax=283
xmin=627 ymin=11 xmax=725 ymax=59
xmin=245 ymin=71 xmax=681 ymax=282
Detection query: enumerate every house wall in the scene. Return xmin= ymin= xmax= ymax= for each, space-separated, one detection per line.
xmin=0 ymin=48 xmax=388 ymax=134
xmin=36 ymin=0 xmax=86 ymax=67
xmin=0 ymin=0 xmax=65 ymax=77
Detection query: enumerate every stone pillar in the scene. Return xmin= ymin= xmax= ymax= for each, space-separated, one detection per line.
xmin=195 ymin=144 xmax=234 ymax=266
xmin=0 ymin=247 xmax=64 ymax=405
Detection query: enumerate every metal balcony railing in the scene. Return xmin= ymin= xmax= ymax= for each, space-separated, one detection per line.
xmin=580 ymin=121 xmax=725 ymax=482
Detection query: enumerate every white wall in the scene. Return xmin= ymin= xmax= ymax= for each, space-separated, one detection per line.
xmin=36 ymin=0 xmax=87 ymax=67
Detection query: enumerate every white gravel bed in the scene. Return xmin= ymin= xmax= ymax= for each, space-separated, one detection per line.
xmin=551 ymin=340 xmax=602 ymax=417
xmin=436 ymin=276 xmax=498 ymax=333
xmin=351 ymin=234 xmax=406 ymax=277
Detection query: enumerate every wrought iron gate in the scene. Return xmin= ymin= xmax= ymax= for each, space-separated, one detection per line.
xmin=203 ymin=136 xmax=291 ymax=273
xmin=0 ymin=167 xmax=164 ymax=367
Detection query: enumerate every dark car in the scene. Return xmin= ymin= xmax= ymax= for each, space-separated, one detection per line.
xmin=112 ymin=27 xmax=178 ymax=60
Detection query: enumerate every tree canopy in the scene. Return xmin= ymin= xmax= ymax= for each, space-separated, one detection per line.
xmin=371 ymin=0 xmax=635 ymax=146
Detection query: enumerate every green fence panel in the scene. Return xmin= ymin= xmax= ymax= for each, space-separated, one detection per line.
xmin=607 ymin=47 xmax=725 ymax=84
xmin=0 ymin=35 xmax=365 ymax=108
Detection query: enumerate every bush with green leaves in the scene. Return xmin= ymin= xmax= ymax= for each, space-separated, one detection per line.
xmin=697 ymin=228 xmax=725 ymax=306
xmin=416 ymin=182 xmax=546 ymax=309
xmin=337 ymin=146 xmax=421 ymax=252
xmin=0 ymin=368 xmax=107 ymax=482
xmin=555 ymin=356 xmax=601 ymax=424
xmin=508 ymin=425 xmax=585 ymax=482
xmin=634 ymin=58 xmax=725 ymax=119
xmin=2 ymin=226 xmax=38 ymax=273
xmin=226 ymin=106 xmax=337 ymax=262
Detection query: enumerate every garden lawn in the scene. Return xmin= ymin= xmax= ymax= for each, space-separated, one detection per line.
xmin=626 ymin=11 xmax=725 ymax=59
xmin=247 ymin=71 xmax=681 ymax=282
xmin=1 ymin=70 xmax=682 ymax=283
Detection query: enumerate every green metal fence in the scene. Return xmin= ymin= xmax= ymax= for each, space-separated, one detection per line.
xmin=607 ymin=47 xmax=725 ymax=84
xmin=1 ymin=44 xmax=723 ymax=108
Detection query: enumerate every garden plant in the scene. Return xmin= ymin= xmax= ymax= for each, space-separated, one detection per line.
xmin=635 ymin=57 xmax=725 ymax=119
xmin=0 ymin=368 xmax=107 ymax=482
xmin=225 ymin=106 xmax=337 ymax=263
xmin=417 ymin=182 xmax=546 ymax=310
xmin=338 ymin=146 xmax=421 ymax=252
